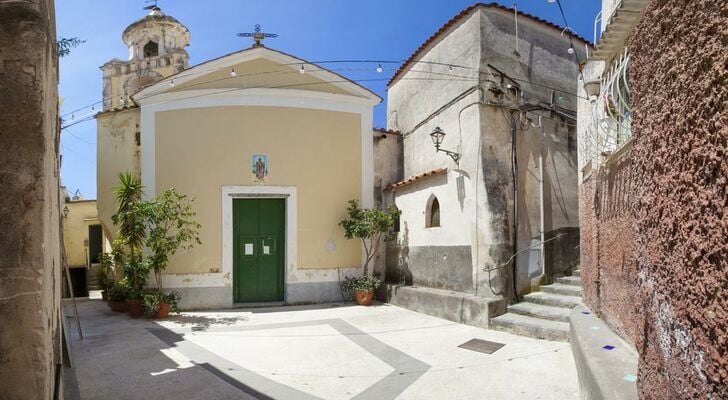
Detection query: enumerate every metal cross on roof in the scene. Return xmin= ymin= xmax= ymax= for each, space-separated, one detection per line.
xmin=236 ymin=24 xmax=278 ymax=48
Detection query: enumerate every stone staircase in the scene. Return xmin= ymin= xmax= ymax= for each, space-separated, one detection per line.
xmin=87 ymin=263 xmax=102 ymax=291
xmin=490 ymin=269 xmax=583 ymax=341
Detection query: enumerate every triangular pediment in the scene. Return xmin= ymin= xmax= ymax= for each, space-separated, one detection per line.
xmin=133 ymin=46 xmax=381 ymax=104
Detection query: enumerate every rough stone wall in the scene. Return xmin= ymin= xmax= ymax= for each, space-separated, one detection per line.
xmin=578 ymin=148 xmax=641 ymax=343
xmin=629 ymin=1 xmax=728 ymax=398
xmin=0 ymin=0 xmax=62 ymax=398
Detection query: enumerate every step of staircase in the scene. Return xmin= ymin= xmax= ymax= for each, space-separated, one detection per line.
xmin=572 ymin=269 xmax=581 ymax=277
xmin=490 ymin=313 xmax=570 ymax=341
xmin=556 ymin=276 xmax=582 ymax=286
xmin=541 ymin=283 xmax=583 ymax=297
xmin=507 ymin=302 xmax=571 ymax=322
xmin=522 ymin=291 xmax=582 ymax=308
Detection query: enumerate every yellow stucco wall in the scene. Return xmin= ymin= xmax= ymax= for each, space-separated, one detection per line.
xmin=171 ymin=58 xmax=351 ymax=96
xmin=155 ymin=106 xmax=362 ymax=274
xmin=96 ymin=108 xmax=141 ymax=240
xmin=62 ymin=200 xmax=98 ymax=267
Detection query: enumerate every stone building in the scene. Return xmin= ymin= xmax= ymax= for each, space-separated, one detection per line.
xmin=381 ymin=3 xmax=586 ymax=334
xmin=61 ymin=188 xmax=108 ymax=296
xmin=96 ymin=7 xmax=381 ymax=309
xmin=576 ymin=0 xmax=727 ymax=398
xmin=0 ymin=0 xmax=63 ymax=398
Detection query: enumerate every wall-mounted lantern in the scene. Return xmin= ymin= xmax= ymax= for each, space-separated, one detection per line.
xmin=62 ymin=206 xmax=70 ymax=219
xmin=430 ymin=126 xmax=461 ymax=166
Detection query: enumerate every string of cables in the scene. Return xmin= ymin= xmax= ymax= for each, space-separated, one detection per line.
xmin=60 ymin=56 xmax=588 ymax=130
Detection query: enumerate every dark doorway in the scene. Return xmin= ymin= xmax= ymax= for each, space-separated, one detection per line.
xmin=88 ymin=224 xmax=102 ymax=264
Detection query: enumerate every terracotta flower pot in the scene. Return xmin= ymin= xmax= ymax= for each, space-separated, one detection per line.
xmin=154 ymin=302 xmax=171 ymax=319
xmin=354 ymin=290 xmax=373 ymax=306
xmin=127 ymin=299 xmax=143 ymax=318
xmin=108 ymin=300 xmax=128 ymax=313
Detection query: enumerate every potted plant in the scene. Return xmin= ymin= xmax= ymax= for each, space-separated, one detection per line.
xmin=97 ymin=252 xmax=114 ymax=301
xmin=123 ymin=256 xmax=152 ymax=318
xmin=142 ymin=290 xmax=180 ymax=319
xmin=341 ymin=275 xmax=382 ymax=306
xmin=143 ymin=188 xmax=201 ymax=293
xmin=107 ymin=282 xmax=130 ymax=312
xmin=338 ymin=199 xmax=400 ymax=305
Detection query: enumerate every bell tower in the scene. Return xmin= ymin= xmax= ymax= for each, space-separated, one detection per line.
xmin=100 ymin=6 xmax=190 ymax=110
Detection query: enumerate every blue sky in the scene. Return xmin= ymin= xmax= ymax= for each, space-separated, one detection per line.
xmin=57 ymin=0 xmax=600 ymax=199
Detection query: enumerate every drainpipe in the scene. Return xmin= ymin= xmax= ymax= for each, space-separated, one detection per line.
xmin=510 ymin=111 xmax=520 ymax=302
xmin=539 ymin=115 xmax=546 ymax=280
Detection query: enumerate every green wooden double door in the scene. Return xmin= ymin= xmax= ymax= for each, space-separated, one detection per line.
xmin=233 ymin=198 xmax=285 ymax=303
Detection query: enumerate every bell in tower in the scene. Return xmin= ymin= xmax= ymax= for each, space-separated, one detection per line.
xmin=100 ymin=6 xmax=190 ymax=110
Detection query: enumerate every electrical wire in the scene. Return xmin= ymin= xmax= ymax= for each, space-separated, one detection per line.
xmin=60 ymin=55 xmax=590 ymax=120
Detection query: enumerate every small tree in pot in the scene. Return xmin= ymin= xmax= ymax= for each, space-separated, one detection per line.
xmin=338 ymin=200 xmax=400 ymax=305
xmin=141 ymin=189 xmax=200 ymax=318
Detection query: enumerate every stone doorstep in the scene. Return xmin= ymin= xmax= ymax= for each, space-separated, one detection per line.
xmin=572 ymin=269 xmax=581 ymax=277
xmin=507 ymin=302 xmax=571 ymax=322
xmin=541 ymin=283 xmax=584 ymax=297
xmin=570 ymin=304 xmax=638 ymax=400
xmin=522 ymin=291 xmax=583 ymax=308
xmin=556 ymin=276 xmax=582 ymax=286
xmin=384 ymin=284 xmax=505 ymax=329
xmin=489 ymin=313 xmax=570 ymax=342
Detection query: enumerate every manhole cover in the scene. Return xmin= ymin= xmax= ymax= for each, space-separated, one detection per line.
xmin=458 ymin=338 xmax=505 ymax=354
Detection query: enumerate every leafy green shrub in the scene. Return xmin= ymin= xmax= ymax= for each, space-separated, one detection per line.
xmin=108 ymin=282 xmax=130 ymax=302
xmin=338 ymin=200 xmax=400 ymax=275
xmin=142 ymin=290 xmax=181 ymax=315
xmin=97 ymin=253 xmax=115 ymax=290
xmin=341 ymin=275 xmax=382 ymax=296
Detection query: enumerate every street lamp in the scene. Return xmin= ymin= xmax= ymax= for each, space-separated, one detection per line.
xmin=429 ymin=126 xmax=461 ymax=165
xmin=63 ymin=206 xmax=69 ymax=219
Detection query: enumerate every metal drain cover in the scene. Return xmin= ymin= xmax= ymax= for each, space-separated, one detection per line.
xmin=458 ymin=339 xmax=505 ymax=354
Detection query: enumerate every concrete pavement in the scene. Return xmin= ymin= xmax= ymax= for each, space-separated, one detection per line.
xmin=67 ymin=299 xmax=579 ymax=399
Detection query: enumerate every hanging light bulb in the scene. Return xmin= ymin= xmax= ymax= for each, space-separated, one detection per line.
xmin=169 ymin=79 xmax=175 ymax=87
xmin=91 ymin=104 xmax=94 ymax=111
xmin=448 ymin=65 xmax=453 ymax=71
xmin=567 ymin=47 xmax=575 ymax=54
xmin=71 ymin=113 xmax=74 ymax=120
xmin=299 ymin=64 xmax=305 ymax=74
xmin=376 ymin=64 xmax=383 ymax=73
xmin=230 ymin=68 xmax=236 ymax=77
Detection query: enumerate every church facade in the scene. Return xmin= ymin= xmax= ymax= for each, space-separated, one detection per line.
xmin=96 ymin=7 xmax=380 ymax=309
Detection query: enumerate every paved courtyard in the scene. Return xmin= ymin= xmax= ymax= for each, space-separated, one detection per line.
xmin=66 ymin=299 xmax=579 ymax=399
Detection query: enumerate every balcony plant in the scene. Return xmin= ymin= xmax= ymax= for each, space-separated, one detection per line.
xmin=338 ymin=199 xmax=400 ymax=305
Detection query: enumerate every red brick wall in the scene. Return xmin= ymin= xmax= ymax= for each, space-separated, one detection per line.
xmin=629 ymin=1 xmax=728 ymax=398
xmin=578 ymin=149 xmax=641 ymax=344
xmin=581 ymin=1 xmax=727 ymax=398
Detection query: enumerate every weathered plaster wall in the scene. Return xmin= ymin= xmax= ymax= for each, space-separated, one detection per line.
xmin=0 ymin=0 xmax=62 ymax=397
xmin=629 ymin=1 xmax=727 ymax=397
xmin=388 ymin=171 xmax=475 ymax=293
xmin=387 ymin=5 xmax=582 ymax=300
xmin=372 ymin=130 xmax=402 ymax=279
xmin=96 ymin=108 xmax=140 ymax=241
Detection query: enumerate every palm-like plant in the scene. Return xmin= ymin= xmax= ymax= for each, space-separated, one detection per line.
xmin=112 ymin=172 xmax=145 ymax=258
xmin=112 ymin=172 xmax=149 ymax=296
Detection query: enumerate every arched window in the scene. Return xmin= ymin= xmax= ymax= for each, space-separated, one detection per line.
xmin=143 ymin=41 xmax=159 ymax=58
xmin=426 ymin=196 xmax=440 ymax=228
